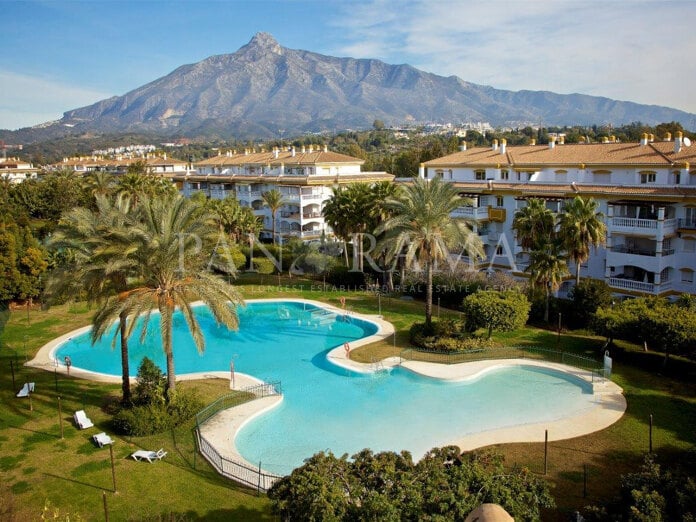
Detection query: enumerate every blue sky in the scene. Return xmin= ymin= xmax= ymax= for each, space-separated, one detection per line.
xmin=2 ymin=0 xmax=696 ymax=130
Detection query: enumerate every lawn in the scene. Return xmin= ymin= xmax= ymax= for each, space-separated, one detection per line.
xmin=1 ymin=276 xmax=695 ymax=521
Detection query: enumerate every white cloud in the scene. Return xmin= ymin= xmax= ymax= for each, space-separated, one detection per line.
xmin=332 ymin=0 xmax=696 ymax=115
xmin=0 ymin=71 xmax=111 ymax=130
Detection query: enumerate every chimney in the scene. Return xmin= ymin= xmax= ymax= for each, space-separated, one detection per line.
xmin=163 ymin=153 xmax=167 ymax=160
xmin=675 ymin=131 xmax=683 ymax=153
xmin=499 ymin=138 xmax=506 ymax=154
xmin=549 ymin=136 xmax=556 ymax=149
xmin=664 ymin=132 xmax=672 ymax=141
xmin=459 ymin=141 xmax=467 ymax=151
xmin=274 ymin=148 xmax=279 ymax=159
xmin=418 ymin=163 xmax=425 ymax=179
xmin=244 ymin=149 xmax=249 ymax=156
xmin=530 ymin=138 xmax=536 ymax=146
xmin=640 ymin=133 xmax=649 ymax=146
xmin=648 ymin=134 xmax=654 ymax=142
xmin=323 ymin=144 xmax=328 ymax=152
xmin=492 ymin=139 xmax=499 ymax=151
xmin=301 ymin=145 xmax=306 ymax=153
xmin=291 ymin=147 xmax=296 ymax=157
xmin=308 ymin=145 xmax=313 ymax=153
xmin=558 ymin=135 xmax=565 ymax=145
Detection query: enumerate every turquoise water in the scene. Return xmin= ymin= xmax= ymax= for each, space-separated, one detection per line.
xmin=55 ymin=300 xmax=595 ymax=476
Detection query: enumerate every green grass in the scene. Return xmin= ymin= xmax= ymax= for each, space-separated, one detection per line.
xmin=1 ymin=277 xmax=695 ymax=521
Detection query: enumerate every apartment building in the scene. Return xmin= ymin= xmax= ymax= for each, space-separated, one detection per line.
xmin=421 ymin=133 xmax=696 ymax=298
xmin=54 ymin=155 xmax=189 ymax=175
xmin=0 ymin=157 xmax=39 ymax=183
xmin=177 ymin=145 xmax=392 ymax=240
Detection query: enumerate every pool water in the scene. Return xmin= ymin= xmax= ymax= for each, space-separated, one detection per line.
xmin=56 ymin=300 xmax=595 ymax=475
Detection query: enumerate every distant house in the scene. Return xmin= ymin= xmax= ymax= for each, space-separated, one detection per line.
xmin=176 ymin=145 xmax=392 ymax=240
xmin=416 ymin=132 xmax=696 ymax=298
xmin=0 ymin=157 xmax=39 ymax=183
xmin=51 ymin=154 xmax=188 ymax=175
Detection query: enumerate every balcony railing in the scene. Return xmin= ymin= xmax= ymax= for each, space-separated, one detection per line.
xmin=678 ymin=218 xmax=696 ymax=229
xmin=452 ymin=206 xmax=488 ymax=220
xmin=609 ymin=277 xmax=672 ymax=294
xmin=610 ymin=217 xmax=677 ymax=235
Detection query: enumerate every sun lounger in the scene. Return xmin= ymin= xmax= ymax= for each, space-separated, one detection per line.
xmin=131 ymin=449 xmax=167 ymax=463
xmin=92 ymin=432 xmax=114 ymax=447
xmin=73 ymin=409 xmax=94 ymax=430
xmin=16 ymin=382 xmax=35 ymax=398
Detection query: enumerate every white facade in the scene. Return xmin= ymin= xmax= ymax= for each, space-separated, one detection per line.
xmin=0 ymin=158 xmax=39 ymax=183
xmin=422 ymin=133 xmax=696 ymax=298
xmin=179 ymin=146 xmax=392 ymax=240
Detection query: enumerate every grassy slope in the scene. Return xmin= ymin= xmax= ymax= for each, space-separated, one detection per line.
xmin=1 ymin=277 xmax=695 ymax=520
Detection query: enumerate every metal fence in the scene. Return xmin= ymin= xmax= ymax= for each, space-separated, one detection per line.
xmin=400 ymin=346 xmax=606 ymax=382
xmin=194 ymin=381 xmax=283 ymax=493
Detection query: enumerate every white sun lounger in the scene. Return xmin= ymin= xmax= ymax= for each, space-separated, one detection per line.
xmin=131 ymin=449 xmax=167 ymax=463
xmin=92 ymin=432 xmax=114 ymax=447
xmin=16 ymin=382 xmax=35 ymax=398
xmin=73 ymin=410 xmax=94 ymax=430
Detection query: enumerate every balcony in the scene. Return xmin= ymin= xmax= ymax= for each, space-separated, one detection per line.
xmin=678 ymin=218 xmax=696 ymax=230
xmin=302 ymin=212 xmax=323 ymax=220
xmin=609 ymin=277 xmax=672 ymax=294
xmin=610 ymin=217 xmax=677 ymax=236
xmin=452 ymin=206 xmax=488 ymax=220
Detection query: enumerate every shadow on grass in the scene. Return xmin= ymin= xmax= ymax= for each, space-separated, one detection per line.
xmin=43 ymin=471 xmax=113 ymax=493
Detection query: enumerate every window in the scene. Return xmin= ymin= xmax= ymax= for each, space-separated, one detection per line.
xmin=475 ymin=170 xmax=486 ymax=180
xmin=684 ymin=239 xmax=696 ymax=253
xmin=495 ymin=245 xmax=504 ymax=256
xmin=674 ymin=171 xmax=681 ymax=184
xmin=435 ymin=170 xmax=444 ymax=179
xmin=640 ymin=173 xmax=656 ymax=184
xmin=681 ymin=270 xmax=694 ymax=283
xmin=496 ymin=196 xmax=504 ymax=207
xmin=500 ymin=169 xmax=509 ymax=180
xmin=516 ymin=171 xmax=522 ymax=181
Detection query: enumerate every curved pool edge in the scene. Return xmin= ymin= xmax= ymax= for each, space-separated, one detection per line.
xmin=27 ymin=297 xmax=394 ymax=383
xmin=217 ymin=357 xmax=625 ymax=479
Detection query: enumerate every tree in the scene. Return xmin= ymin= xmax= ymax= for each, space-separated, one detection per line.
xmin=45 ymin=194 xmax=137 ymax=403
xmin=558 ymin=196 xmax=606 ymax=284
xmin=376 ymin=177 xmax=484 ymax=328
xmin=512 ymin=198 xmax=555 ymax=252
xmin=90 ymin=195 xmax=244 ymax=396
xmin=528 ymin=239 xmax=569 ymax=323
xmin=462 ymin=290 xmax=530 ymax=339
xmin=261 ymin=189 xmax=285 ymax=246
xmin=267 ymin=447 xmax=554 ymax=521
xmin=568 ymin=278 xmax=613 ymax=329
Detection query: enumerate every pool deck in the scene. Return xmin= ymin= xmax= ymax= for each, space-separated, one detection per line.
xmin=26 ymin=298 xmax=626 ymax=479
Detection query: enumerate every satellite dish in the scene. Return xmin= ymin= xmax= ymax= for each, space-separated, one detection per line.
xmin=684 ymin=137 xmax=692 ymax=147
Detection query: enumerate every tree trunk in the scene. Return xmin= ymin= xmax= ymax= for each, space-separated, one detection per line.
xmin=576 ymin=260 xmax=581 ymax=285
xmin=159 ymin=305 xmax=176 ymax=397
xmin=272 ymin=210 xmax=277 ymax=246
xmin=387 ymin=270 xmax=394 ymax=292
xmin=425 ymin=262 xmax=433 ymax=328
xmin=119 ymin=311 xmax=131 ymax=404
xmin=544 ymin=285 xmax=550 ymax=323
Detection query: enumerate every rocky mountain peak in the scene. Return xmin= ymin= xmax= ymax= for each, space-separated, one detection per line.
xmin=239 ymin=32 xmax=283 ymax=58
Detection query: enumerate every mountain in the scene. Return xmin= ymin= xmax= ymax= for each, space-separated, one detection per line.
xmin=4 ymin=33 xmax=696 ymax=141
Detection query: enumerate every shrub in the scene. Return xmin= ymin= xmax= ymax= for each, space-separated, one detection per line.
xmin=251 ymin=257 xmax=277 ymax=274
xmin=461 ymin=290 xmax=530 ymax=338
xmin=133 ymin=357 xmax=166 ymax=406
xmin=112 ymin=388 xmax=202 ymax=437
xmin=325 ymin=265 xmax=369 ymax=290
xmin=408 ymin=320 xmax=492 ymax=352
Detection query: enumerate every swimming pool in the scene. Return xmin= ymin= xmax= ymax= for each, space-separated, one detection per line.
xmin=53 ymin=299 xmax=601 ymax=476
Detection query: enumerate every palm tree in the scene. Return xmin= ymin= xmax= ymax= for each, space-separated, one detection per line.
xmin=91 ymin=195 xmax=244 ymax=396
xmin=83 ymin=171 xmax=115 ymax=199
xmin=370 ymin=181 xmax=402 ymax=290
xmin=512 ymin=198 xmax=556 ymax=252
xmin=559 ymin=196 xmax=606 ymax=284
xmin=262 ymin=189 xmax=285 ymax=245
xmin=376 ymin=177 xmax=483 ymax=328
xmin=45 ymin=194 xmax=136 ymax=403
xmin=322 ymin=186 xmax=354 ymax=267
xmin=528 ymin=239 xmax=569 ymax=323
